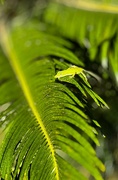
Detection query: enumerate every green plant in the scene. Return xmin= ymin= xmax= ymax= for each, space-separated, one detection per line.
xmin=0 ymin=0 xmax=118 ymax=179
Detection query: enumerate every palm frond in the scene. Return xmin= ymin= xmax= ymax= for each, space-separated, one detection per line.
xmin=0 ymin=21 xmax=107 ymax=179
xmin=109 ymin=31 xmax=118 ymax=83
xmin=43 ymin=1 xmax=118 ymax=84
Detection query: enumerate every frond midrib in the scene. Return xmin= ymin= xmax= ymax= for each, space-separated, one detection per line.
xmin=0 ymin=23 xmax=59 ymax=180
xmin=59 ymin=0 xmax=118 ymax=14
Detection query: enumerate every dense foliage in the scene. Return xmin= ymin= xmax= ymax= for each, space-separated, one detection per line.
xmin=0 ymin=0 xmax=118 ymax=179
